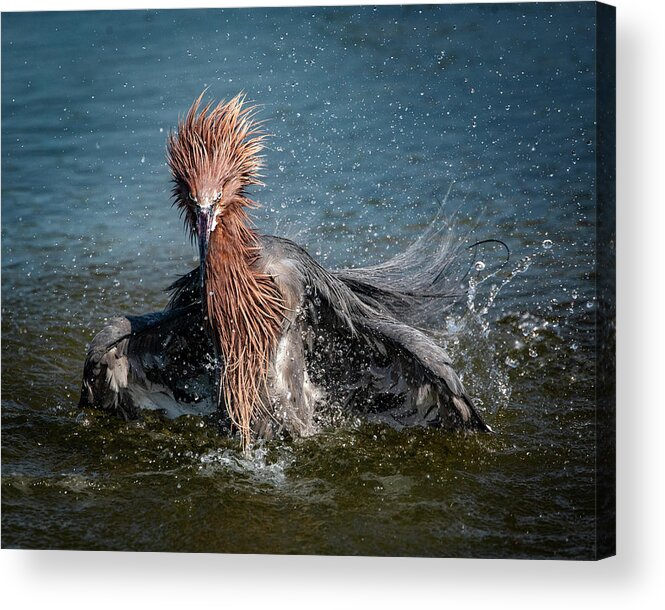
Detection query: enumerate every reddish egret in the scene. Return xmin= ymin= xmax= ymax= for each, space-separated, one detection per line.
xmin=80 ymin=94 xmax=491 ymax=447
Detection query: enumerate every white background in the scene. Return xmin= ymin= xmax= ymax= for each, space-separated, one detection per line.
xmin=1 ymin=0 xmax=662 ymax=607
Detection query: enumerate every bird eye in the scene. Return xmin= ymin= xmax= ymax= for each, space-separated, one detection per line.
xmin=189 ymin=192 xmax=198 ymax=203
xmin=214 ymin=192 xmax=223 ymax=203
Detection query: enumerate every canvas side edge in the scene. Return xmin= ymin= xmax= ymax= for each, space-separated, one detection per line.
xmin=595 ymin=0 xmax=616 ymax=560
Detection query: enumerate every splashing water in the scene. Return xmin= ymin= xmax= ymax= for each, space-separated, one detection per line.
xmin=443 ymin=241 xmax=555 ymax=413
xmin=198 ymin=443 xmax=295 ymax=486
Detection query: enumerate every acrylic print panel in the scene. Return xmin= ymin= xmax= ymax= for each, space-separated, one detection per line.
xmin=1 ymin=2 xmax=615 ymax=559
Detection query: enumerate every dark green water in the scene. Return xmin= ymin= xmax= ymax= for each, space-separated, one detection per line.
xmin=2 ymin=3 xmax=600 ymax=557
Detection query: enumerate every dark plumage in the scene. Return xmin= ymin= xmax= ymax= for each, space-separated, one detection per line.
xmin=79 ymin=94 xmax=491 ymax=447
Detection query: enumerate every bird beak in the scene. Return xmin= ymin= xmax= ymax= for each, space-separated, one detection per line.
xmin=196 ymin=206 xmax=214 ymax=273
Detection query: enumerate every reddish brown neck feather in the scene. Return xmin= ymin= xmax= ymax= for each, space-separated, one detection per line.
xmin=204 ymin=203 xmax=285 ymax=447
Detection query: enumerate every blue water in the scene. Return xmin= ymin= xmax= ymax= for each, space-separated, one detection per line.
xmin=2 ymin=3 xmax=601 ymax=557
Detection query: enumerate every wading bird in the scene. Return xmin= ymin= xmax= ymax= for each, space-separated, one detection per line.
xmin=79 ymin=94 xmax=491 ymax=448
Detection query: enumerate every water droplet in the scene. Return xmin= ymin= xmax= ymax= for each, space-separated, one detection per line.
xmin=542 ymin=239 xmax=553 ymax=250
xmin=504 ymin=356 xmax=518 ymax=369
xmin=474 ymin=261 xmax=486 ymax=271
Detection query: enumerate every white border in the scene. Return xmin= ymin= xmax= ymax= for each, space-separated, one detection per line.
xmin=1 ymin=0 xmax=663 ymax=608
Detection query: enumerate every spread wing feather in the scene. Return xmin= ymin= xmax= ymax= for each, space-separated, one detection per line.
xmin=79 ymin=304 xmax=214 ymax=419
xmin=259 ymin=235 xmax=490 ymax=432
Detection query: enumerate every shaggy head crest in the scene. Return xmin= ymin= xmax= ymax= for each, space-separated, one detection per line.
xmin=167 ymin=92 xmax=265 ymax=234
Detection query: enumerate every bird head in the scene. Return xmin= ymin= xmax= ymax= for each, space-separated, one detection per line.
xmin=167 ymin=93 xmax=265 ymax=266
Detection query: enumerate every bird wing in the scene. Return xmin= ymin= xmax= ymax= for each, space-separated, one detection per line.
xmin=79 ymin=305 xmax=214 ymax=418
xmin=165 ymin=268 xmax=200 ymax=310
xmin=124 ymin=305 xmax=210 ymax=384
xmin=259 ymin=235 xmax=490 ymax=432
